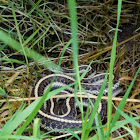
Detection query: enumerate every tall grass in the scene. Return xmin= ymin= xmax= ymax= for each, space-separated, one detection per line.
xmin=0 ymin=0 xmax=140 ymax=140
xmin=106 ymin=0 xmax=122 ymax=138
xmin=67 ymin=1 xmax=140 ymax=140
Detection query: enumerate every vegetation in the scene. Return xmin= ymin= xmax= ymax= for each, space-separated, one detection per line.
xmin=0 ymin=0 xmax=140 ymax=139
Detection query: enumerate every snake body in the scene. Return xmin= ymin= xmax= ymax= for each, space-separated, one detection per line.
xmin=34 ymin=65 xmax=122 ymax=133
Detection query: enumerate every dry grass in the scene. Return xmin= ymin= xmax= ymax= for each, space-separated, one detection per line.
xmin=0 ymin=0 xmax=140 ymax=139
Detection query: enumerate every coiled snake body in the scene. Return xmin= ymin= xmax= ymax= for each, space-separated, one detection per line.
xmin=34 ymin=65 xmax=122 ymax=134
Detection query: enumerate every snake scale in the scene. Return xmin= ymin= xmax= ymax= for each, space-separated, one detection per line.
xmin=34 ymin=65 xmax=122 ymax=134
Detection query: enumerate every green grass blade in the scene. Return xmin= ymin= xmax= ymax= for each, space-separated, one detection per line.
xmin=1 ymin=100 xmax=39 ymax=135
xmin=65 ymin=129 xmax=81 ymax=140
xmin=82 ymin=103 xmax=91 ymax=136
xmin=130 ymin=112 xmax=137 ymax=140
xmin=111 ymin=116 xmax=140 ymax=133
xmin=68 ymin=0 xmax=84 ymax=129
xmin=117 ymin=108 xmax=140 ymax=128
xmin=0 ymin=135 xmax=39 ymax=140
xmin=94 ymin=114 xmax=105 ymax=140
xmin=0 ymin=87 xmax=8 ymax=96
xmin=29 ymin=26 xmax=51 ymax=50
xmin=0 ymin=43 xmax=7 ymax=51
xmin=111 ymin=133 xmax=130 ymax=140
xmin=106 ymin=0 xmax=122 ymax=137
xmin=11 ymin=3 xmax=28 ymax=65
xmin=33 ymin=118 xmax=40 ymax=138
xmin=68 ymin=0 xmax=79 ymax=75
xmin=0 ymin=30 xmax=62 ymax=73
xmin=111 ymin=66 xmax=140 ymax=129
xmin=0 ymin=102 xmax=26 ymax=136
xmin=82 ymin=72 xmax=108 ymax=139
xmin=58 ymin=39 xmax=72 ymax=66
xmin=1 ymin=58 xmax=25 ymax=65
xmin=23 ymin=21 xmax=49 ymax=47
xmin=122 ymin=126 xmax=137 ymax=140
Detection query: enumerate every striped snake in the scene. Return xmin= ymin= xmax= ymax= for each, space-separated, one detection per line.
xmin=34 ymin=65 xmax=122 ymax=134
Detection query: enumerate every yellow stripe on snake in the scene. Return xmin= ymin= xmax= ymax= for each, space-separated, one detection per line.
xmin=34 ymin=65 xmax=122 ymax=134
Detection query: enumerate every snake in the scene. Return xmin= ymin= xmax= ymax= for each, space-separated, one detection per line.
xmin=34 ymin=65 xmax=122 ymax=134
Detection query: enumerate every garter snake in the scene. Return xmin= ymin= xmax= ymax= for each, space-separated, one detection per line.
xmin=34 ymin=65 xmax=122 ymax=134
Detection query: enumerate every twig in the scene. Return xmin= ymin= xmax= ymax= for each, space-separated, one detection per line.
xmin=0 ymin=94 xmax=140 ymax=103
